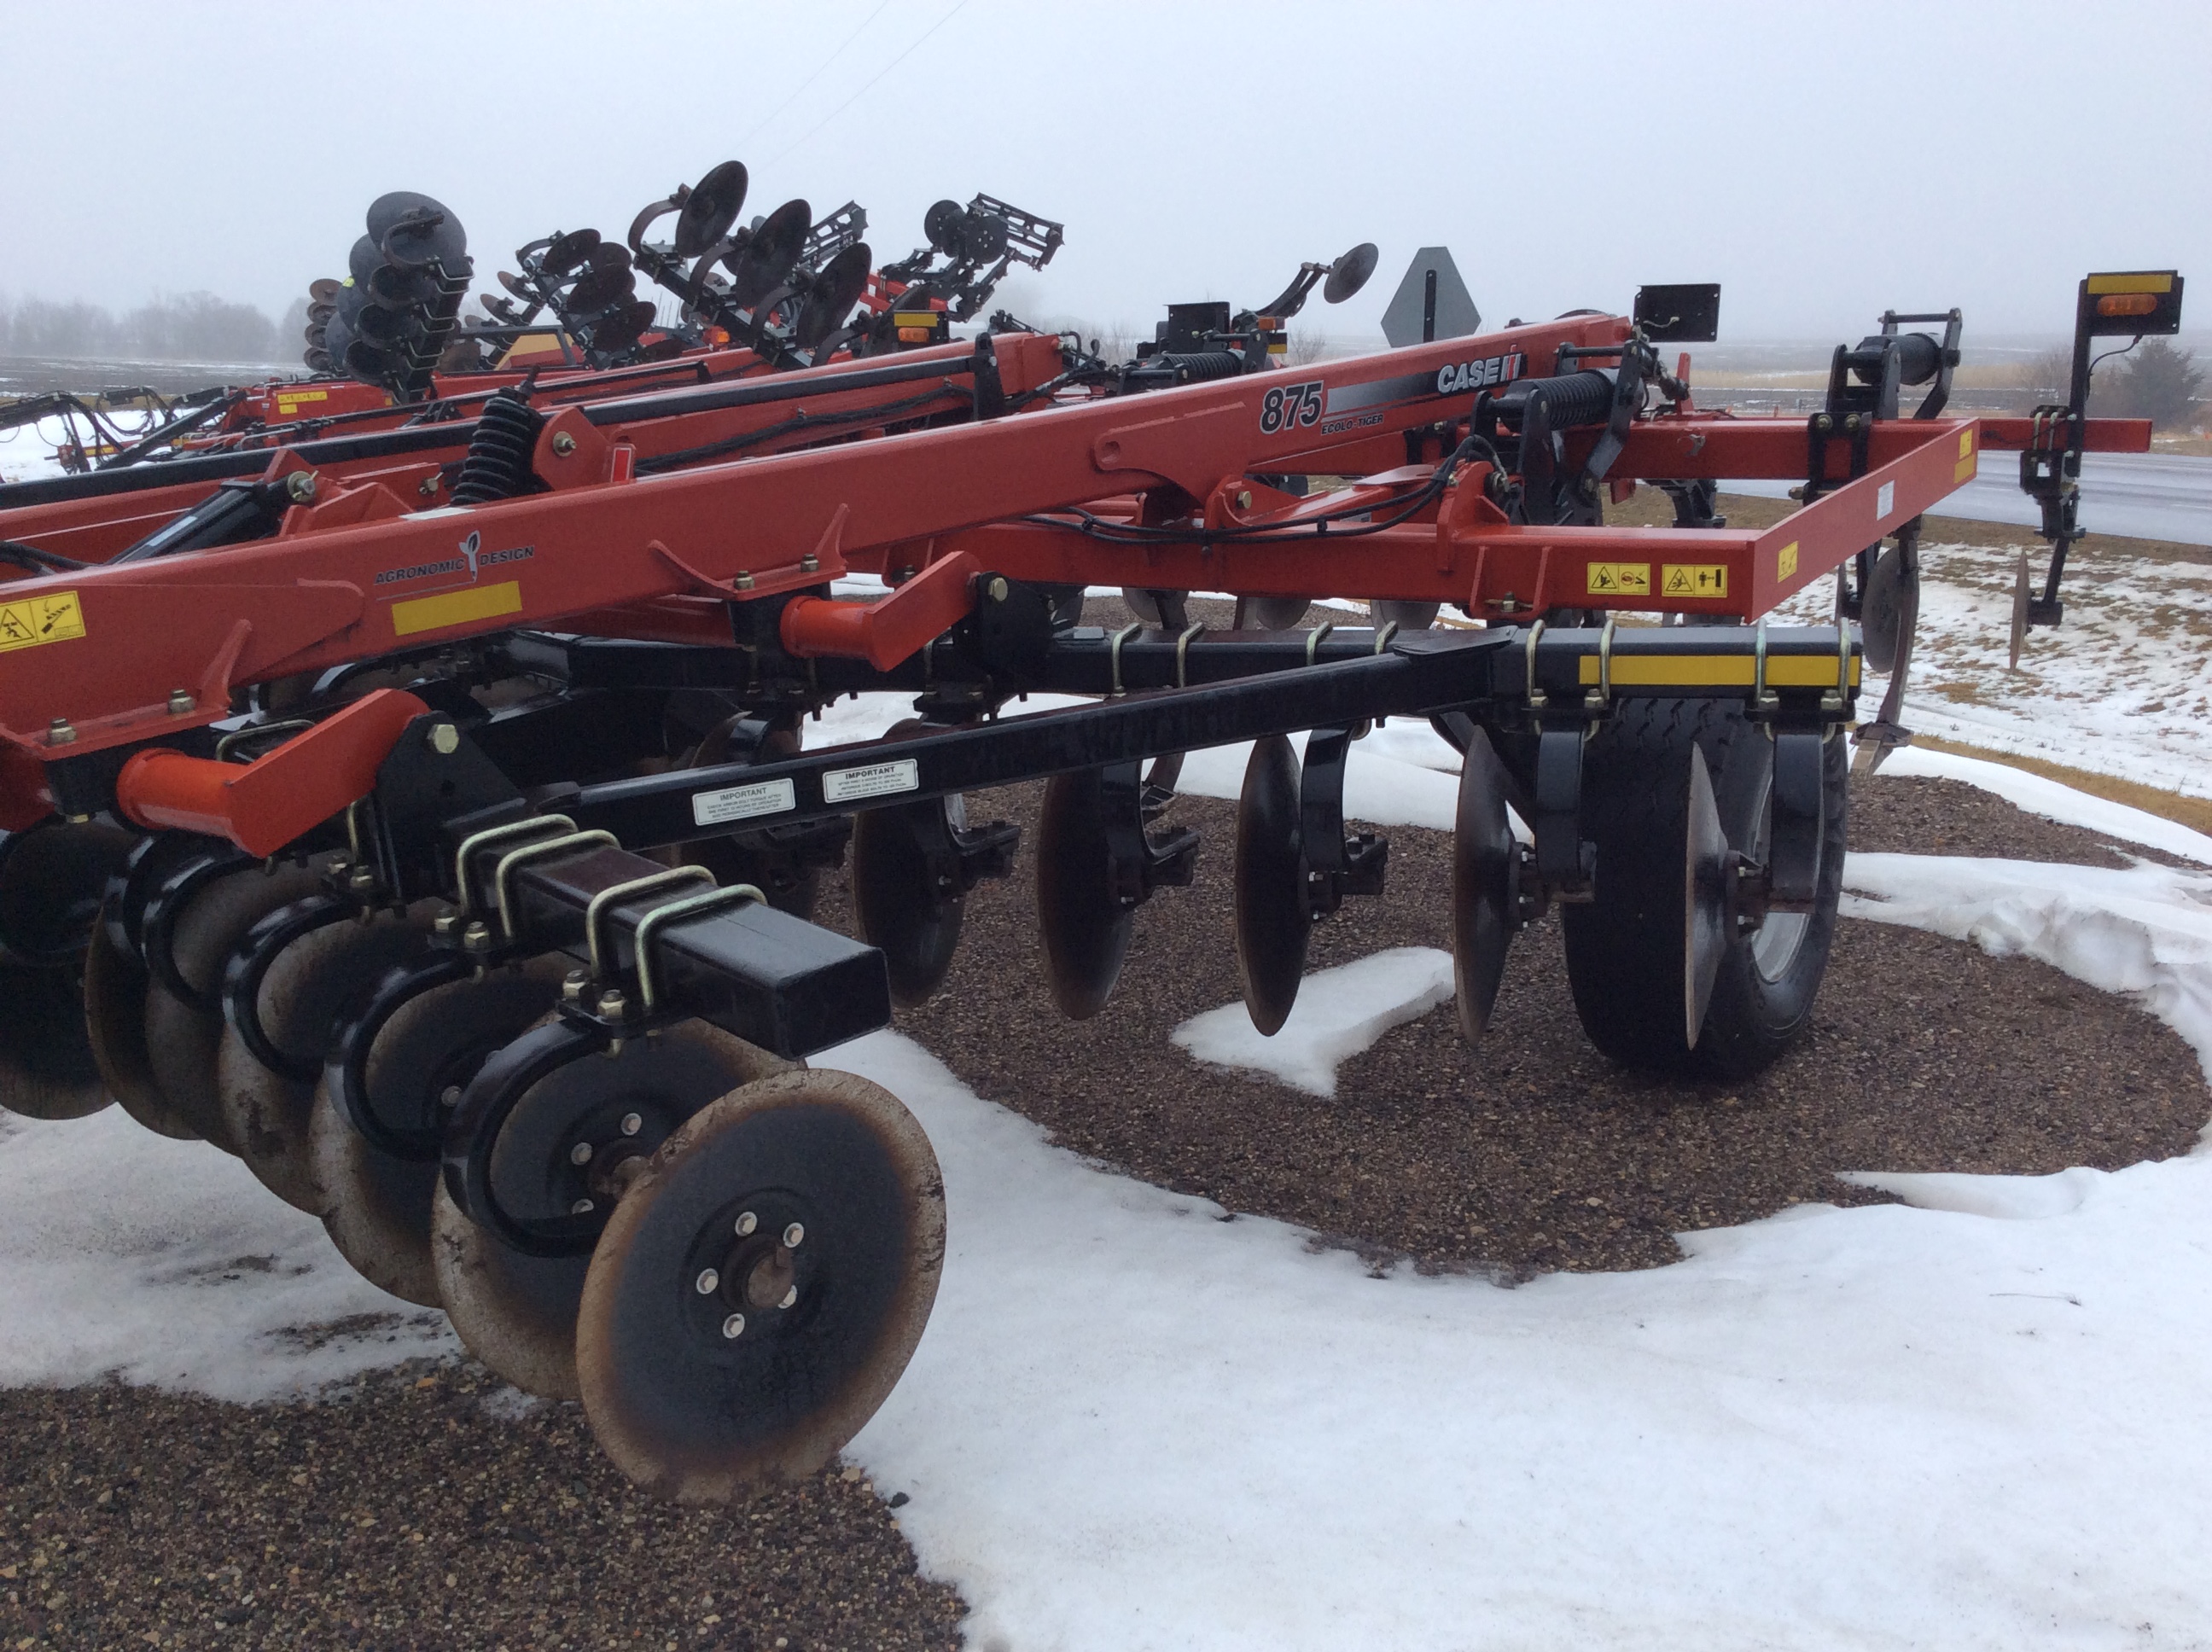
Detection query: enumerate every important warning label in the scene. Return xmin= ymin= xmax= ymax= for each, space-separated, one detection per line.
xmin=1662 ymin=563 xmax=1729 ymax=598
xmin=823 ymin=758 xmax=921 ymax=806
xmin=1584 ymin=561 xmax=1651 ymax=596
xmin=0 ymin=589 xmax=85 ymax=653
xmin=690 ymin=777 xmax=796 ymax=827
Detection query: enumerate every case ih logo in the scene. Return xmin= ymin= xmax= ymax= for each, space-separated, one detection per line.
xmin=1435 ymin=352 xmax=1524 ymax=396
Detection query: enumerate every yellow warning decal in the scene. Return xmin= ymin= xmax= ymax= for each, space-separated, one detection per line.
xmin=0 ymin=589 xmax=86 ymax=654
xmin=1777 ymin=542 xmax=1799 ymax=581
xmin=390 ymin=580 xmax=522 ymax=637
xmin=1584 ymin=561 xmax=1651 ymax=596
xmin=1662 ymin=563 xmax=1729 ymax=598
xmin=1954 ymin=453 xmax=1976 ymax=483
xmin=1577 ymin=654 xmax=1861 ymax=688
xmin=1959 ymin=428 xmax=1975 ymax=457
xmin=2087 ymin=271 xmax=2174 ymax=295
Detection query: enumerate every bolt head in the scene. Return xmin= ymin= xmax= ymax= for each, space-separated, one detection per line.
xmin=783 ymin=1222 xmax=805 ymax=1249
xmin=735 ymin=1211 xmax=758 ymax=1236
xmin=732 ymin=572 xmax=756 ymax=590
xmin=550 ymin=431 xmax=578 ymax=457
xmin=570 ymin=1197 xmax=595 ymax=1215
xmin=439 ymin=1085 xmax=462 ymax=1108
xmin=568 ymin=1141 xmax=593 ymax=1166
xmin=285 ymin=471 xmax=317 ymax=503
xmin=427 ymin=722 xmax=461 ymax=755
xmin=721 ymin=1312 xmax=746 ymax=1339
xmin=418 ymin=475 xmax=439 ymax=497
xmin=45 ymin=718 xmax=75 ymax=746
xmin=988 ymin=576 xmax=1009 ymax=602
xmin=620 ymin=1111 xmax=643 ymax=1137
xmin=562 ymin=969 xmax=589 ymax=1003
xmin=778 ymin=1287 xmax=797 ymax=1310
xmin=1236 ymin=490 xmax=1253 ymax=510
xmin=695 ymin=1268 xmax=720 ymax=1295
xmin=597 ymin=989 xmax=628 ymax=1019
xmin=434 ymin=912 xmax=460 ymax=938
xmin=166 ymin=689 xmax=194 ymax=715
xmin=800 ymin=553 xmax=820 ymax=574
xmin=462 ymin=920 xmax=492 ymax=951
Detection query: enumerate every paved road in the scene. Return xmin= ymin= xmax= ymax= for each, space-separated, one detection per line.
xmin=1727 ymin=451 xmax=2212 ymax=546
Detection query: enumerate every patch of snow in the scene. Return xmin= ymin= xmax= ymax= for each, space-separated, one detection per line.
xmin=1168 ymin=945 xmax=1454 ymax=1096
xmin=1176 ymin=729 xmax=1461 ymax=830
xmin=1877 ymin=745 xmax=2212 ymax=864
xmin=0 ymin=1109 xmax=454 ymax=1402
xmin=1842 ymin=852 xmax=2212 ymax=1079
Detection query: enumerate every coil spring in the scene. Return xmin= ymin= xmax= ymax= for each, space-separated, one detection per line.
xmin=451 ymin=392 xmax=547 ymax=505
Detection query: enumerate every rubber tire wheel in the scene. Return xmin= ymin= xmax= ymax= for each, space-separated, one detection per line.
xmin=1561 ymin=697 xmax=1845 ymax=1079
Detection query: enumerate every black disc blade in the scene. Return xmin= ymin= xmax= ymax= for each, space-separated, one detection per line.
xmin=346 ymin=236 xmax=381 ymax=287
xmin=308 ymin=276 xmax=341 ymax=304
xmin=849 ymin=800 xmax=965 ymax=1008
xmin=0 ymin=820 xmax=131 ymax=968
xmin=541 ymin=226 xmax=602 ymax=278
xmin=1862 ymin=546 xmax=1906 ymax=674
xmin=922 ymin=198 xmax=964 ymax=253
xmin=0 ymin=961 xmax=108 ymax=1121
xmin=794 ymin=243 xmax=872 ymax=349
xmin=565 ymin=260 xmax=636 ymax=313
xmin=583 ymin=298 xmax=656 ymax=358
xmin=1324 ymin=241 xmax=1380 ymax=305
xmin=724 ymin=199 xmax=811 ymax=310
xmin=1684 ymin=745 xmax=1731 ymax=1048
xmin=1034 ymin=770 xmax=1133 ymax=1021
xmin=676 ymin=160 xmax=748 ymax=259
xmin=1231 ymin=735 xmax=1308 ymax=1036
xmin=1450 ymin=728 xmax=1516 ymax=1043
xmin=370 ymin=191 xmax=467 ymax=272
xmin=577 ymin=1068 xmax=945 ymax=1503
xmin=85 ymin=909 xmax=194 ymax=1138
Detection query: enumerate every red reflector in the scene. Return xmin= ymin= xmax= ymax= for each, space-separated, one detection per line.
xmin=2097 ymin=293 xmax=2159 ymax=318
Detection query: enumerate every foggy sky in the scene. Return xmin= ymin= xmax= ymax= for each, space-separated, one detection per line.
xmin=2 ymin=0 xmax=2206 ymax=346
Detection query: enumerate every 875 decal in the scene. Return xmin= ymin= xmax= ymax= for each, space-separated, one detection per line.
xmin=1260 ymin=379 xmax=1324 ymax=434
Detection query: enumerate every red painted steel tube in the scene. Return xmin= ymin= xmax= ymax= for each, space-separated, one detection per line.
xmin=114 ymin=688 xmax=428 ymax=855
xmin=779 ymin=551 xmax=981 ymax=670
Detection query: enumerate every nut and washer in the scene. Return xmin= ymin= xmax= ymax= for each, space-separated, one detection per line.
xmin=568 ymin=1142 xmax=593 ymax=1166
xmin=620 ymin=1112 xmax=643 ymax=1137
xmin=782 ymin=1223 xmax=805 ymax=1249
xmin=721 ymin=1313 xmax=746 ymax=1340
xmin=550 ymin=431 xmax=578 ymax=457
xmin=166 ymin=689 xmax=194 ymax=715
xmin=735 ymin=1211 xmax=758 ymax=1236
xmin=695 ymin=1268 xmax=720 ymax=1295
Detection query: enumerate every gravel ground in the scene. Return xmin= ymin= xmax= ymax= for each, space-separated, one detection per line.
xmin=3 ymin=723 xmax=2205 ymax=1648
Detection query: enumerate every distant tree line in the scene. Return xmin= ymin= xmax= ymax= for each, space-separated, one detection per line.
xmin=0 ymin=292 xmax=308 ymax=364
xmin=2014 ymin=338 xmax=2206 ymax=430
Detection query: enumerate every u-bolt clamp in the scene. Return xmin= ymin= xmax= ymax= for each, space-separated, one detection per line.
xmin=1174 ymin=622 xmax=1206 ymax=688
xmin=1583 ymin=615 xmax=1616 ymax=715
xmin=1522 ymin=618 xmax=1549 ymax=729
xmin=1305 ymin=621 xmax=1336 ymax=666
xmin=492 ymin=829 xmax=618 ymax=942
xmin=451 ymin=814 xmax=579 ymax=920
xmin=634 ymin=883 xmax=765 ymax=1015
xmin=582 ymin=866 xmax=715 ymax=985
xmin=1109 ymin=622 xmax=1144 ymax=695
xmin=1372 ymin=620 xmax=1399 ymax=654
xmin=1753 ymin=617 xmax=1778 ymax=722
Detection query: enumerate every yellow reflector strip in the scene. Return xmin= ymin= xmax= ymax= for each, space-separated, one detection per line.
xmin=0 ymin=589 xmax=85 ymax=654
xmin=891 ymin=312 xmax=938 ymax=328
xmin=1576 ymin=654 xmax=1860 ymax=688
xmin=2086 ymin=271 xmax=2174 ymax=295
xmin=391 ymin=580 xmax=522 ymax=637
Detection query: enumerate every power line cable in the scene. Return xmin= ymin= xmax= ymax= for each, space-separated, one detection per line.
xmin=735 ymin=0 xmax=893 ymax=150
xmin=765 ymin=0 xmax=971 ymax=166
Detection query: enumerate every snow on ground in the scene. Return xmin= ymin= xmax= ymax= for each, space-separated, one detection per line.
xmin=1766 ymin=532 xmax=2212 ymax=800
xmin=4 ymin=639 xmax=2212 ymax=1641
xmin=1169 ymin=945 xmax=1454 ymax=1096
xmin=0 ymin=1108 xmax=454 ymax=1401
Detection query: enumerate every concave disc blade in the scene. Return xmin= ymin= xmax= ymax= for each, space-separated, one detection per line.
xmin=1324 ymin=241 xmax=1379 ymax=305
xmin=564 ymin=260 xmax=635 ymax=313
xmin=312 ymin=960 xmax=567 ymax=1307
xmin=143 ymin=862 xmax=324 ymax=1151
xmin=583 ymin=298 xmax=655 ymax=358
xmin=434 ymin=1021 xmax=786 ymax=1399
xmin=375 ymin=192 xmax=467 ymax=272
xmin=308 ymin=276 xmax=341 ymax=304
xmin=795 ymin=244 xmax=872 ymax=350
xmin=724 ymin=199 xmax=811 ymax=310
xmin=1033 ymin=770 xmax=1132 ymax=1021
xmin=1370 ymin=600 xmax=1440 ymax=630
xmin=922 ymin=198 xmax=964 ymax=253
xmin=577 ymin=1067 xmax=944 ymax=1504
xmin=347 ymin=236 xmax=381 ymax=287
xmin=218 ymin=906 xmax=432 ymax=1214
xmin=0 ymin=961 xmax=108 ymax=1120
xmin=84 ymin=908 xmax=194 ymax=1138
xmin=676 ymin=160 xmax=748 ymax=259
xmin=1235 ymin=596 xmax=1311 ymax=631
xmin=1232 ymin=734 xmax=1308 ymax=1036
xmin=849 ymin=800 xmax=964 ymax=1008
xmin=0 ymin=819 xmax=131 ymax=968
xmin=541 ymin=227 xmax=602 ymax=278
xmin=1861 ymin=546 xmax=1906 ymax=674
xmin=1683 ymin=745 xmax=1731 ymax=1048
xmin=1450 ymin=728 xmax=1516 ymax=1043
